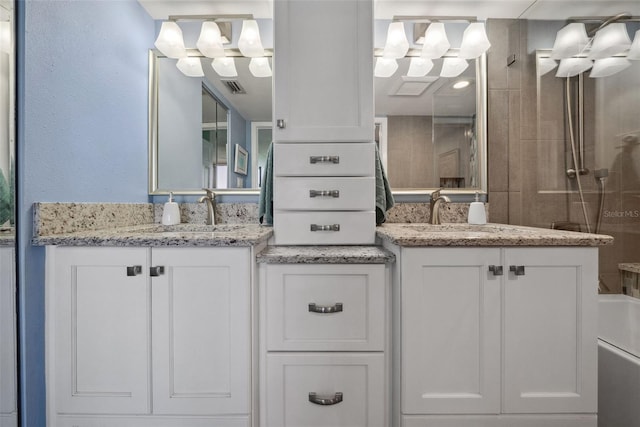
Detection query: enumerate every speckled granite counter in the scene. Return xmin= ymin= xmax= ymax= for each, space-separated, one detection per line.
xmin=32 ymin=223 xmax=273 ymax=247
xmin=257 ymin=245 xmax=395 ymax=264
xmin=0 ymin=228 xmax=15 ymax=246
xmin=376 ymin=223 xmax=614 ymax=247
xmin=619 ymin=263 xmax=640 ymax=274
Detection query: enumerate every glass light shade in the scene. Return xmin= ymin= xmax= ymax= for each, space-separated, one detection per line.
xmin=440 ymin=58 xmax=468 ymax=77
xmin=421 ymin=23 xmax=450 ymax=59
xmin=458 ymin=22 xmax=491 ymax=59
xmin=249 ymin=57 xmax=272 ymax=77
xmin=589 ymin=57 xmax=631 ymax=78
xmin=374 ymin=57 xmax=398 ymax=78
xmin=238 ymin=20 xmax=264 ymax=57
xmin=155 ymin=21 xmax=187 ymax=59
xmin=550 ymin=23 xmax=589 ymax=59
xmin=196 ymin=22 xmax=225 ymax=58
xmin=212 ymin=57 xmax=238 ymax=77
xmin=383 ymin=22 xmax=409 ymax=59
xmin=176 ymin=58 xmax=204 ymax=77
xmin=407 ymin=57 xmax=434 ymax=77
xmin=628 ymin=30 xmax=640 ymax=60
xmin=555 ymin=58 xmax=593 ymax=77
xmin=589 ymin=23 xmax=631 ymax=59
xmin=537 ymin=57 xmax=558 ymax=76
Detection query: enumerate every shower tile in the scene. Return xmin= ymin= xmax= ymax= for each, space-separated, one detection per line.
xmin=509 ymin=91 xmax=522 ymax=192
xmin=489 ymin=191 xmax=508 ymax=224
xmin=520 ymin=20 xmax=538 ymax=141
xmin=488 ymin=90 xmax=509 ymax=192
xmin=487 ymin=20 xmax=509 ymax=89
xmin=508 ymin=191 xmax=522 ymax=225
xmin=507 ymin=20 xmax=521 ymax=91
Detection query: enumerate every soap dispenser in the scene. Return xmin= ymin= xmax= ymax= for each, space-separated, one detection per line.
xmin=162 ymin=192 xmax=180 ymax=225
xmin=467 ymin=192 xmax=487 ymax=225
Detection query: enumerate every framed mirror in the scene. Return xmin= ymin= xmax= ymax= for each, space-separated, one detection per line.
xmin=0 ymin=0 xmax=17 ymax=425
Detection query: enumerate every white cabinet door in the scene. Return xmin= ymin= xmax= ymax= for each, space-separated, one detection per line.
xmin=0 ymin=247 xmax=16 ymax=423
xmin=402 ymin=248 xmax=502 ymax=415
xmin=273 ymin=0 xmax=373 ymax=142
xmin=151 ymin=247 xmax=251 ymax=416
xmin=51 ymin=247 xmax=151 ymax=414
xmin=503 ymin=247 xmax=597 ymax=414
xmin=266 ymin=353 xmax=385 ymax=427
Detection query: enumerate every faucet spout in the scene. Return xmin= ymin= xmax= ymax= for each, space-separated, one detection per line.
xmin=198 ymin=189 xmax=216 ymax=225
xmin=429 ymin=188 xmax=451 ymax=225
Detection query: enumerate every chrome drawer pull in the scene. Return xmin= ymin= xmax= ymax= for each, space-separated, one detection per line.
xmin=488 ymin=265 xmax=503 ymax=276
xmin=126 ymin=265 xmax=142 ymax=277
xmin=309 ymin=190 xmax=340 ymax=198
xmin=309 ymin=155 xmax=340 ymax=164
xmin=308 ymin=392 xmax=343 ymax=406
xmin=308 ymin=302 xmax=343 ymax=314
xmin=150 ymin=266 xmax=165 ymax=277
xmin=509 ymin=265 xmax=526 ymax=276
xmin=310 ymin=224 xmax=340 ymax=232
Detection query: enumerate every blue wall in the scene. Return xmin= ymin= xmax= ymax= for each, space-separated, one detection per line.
xmin=16 ymin=1 xmax=154 ymax=425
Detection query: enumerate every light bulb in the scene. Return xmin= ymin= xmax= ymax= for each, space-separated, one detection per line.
xmin=197 ymin=22 xmax=225 ymax=58
xmin=155 ymin=21 xmax=187 ymax=59
xmin=383 ymin=22 xmax=409 ymax=59
xmin=421 ymin=23 xmax=450 ymax=59
xmin=238 ymin=20 xmax=265 ymax=57
xmin=458 ymin=22 xmax=491 ymax=59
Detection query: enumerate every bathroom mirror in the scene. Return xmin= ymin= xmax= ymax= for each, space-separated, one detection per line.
xmin=0 ymin=0 xmax=17 ymax=425
xmin=148 ymin=18 xmax=487 ymax=196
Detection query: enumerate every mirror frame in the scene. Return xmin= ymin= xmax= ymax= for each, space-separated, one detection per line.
xmin=148 ymin=49 xmax=487 ymax=198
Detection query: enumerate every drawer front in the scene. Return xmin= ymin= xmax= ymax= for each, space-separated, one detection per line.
xmin=274 ymin=211 xmax=375 ymax=245
xmin=265 ymin=353 xmax=385 ymax=427
xmin=265 ymin=264 xmax=386 ymax=351
xmin=275 ymin=177 xmax=375 ymax=211
xmin=274 ymin=142 xmax=375 ymax=177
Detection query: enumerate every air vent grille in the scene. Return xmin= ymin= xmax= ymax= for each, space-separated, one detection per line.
xmin=222 ymin=80 xmax=246 ymax=94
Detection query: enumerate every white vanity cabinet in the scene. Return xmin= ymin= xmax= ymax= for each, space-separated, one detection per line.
xmin=391 ymin=246 xmax=598 ymax=427
xmin=46 ymin=246 xmax=253 ymax=427
xmin=259 ymin=263 xmax=390 ymax=427
xmin=0 ymin=247 xmax=17 ymax=427
xmin=272 ymin=0 xmax=373 ymax=142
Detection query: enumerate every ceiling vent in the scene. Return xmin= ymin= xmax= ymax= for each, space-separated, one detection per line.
xmin=222 ymin=80 xmax=246 ymax=95
xmin=389 ymin=76 xmax=439 ymax=96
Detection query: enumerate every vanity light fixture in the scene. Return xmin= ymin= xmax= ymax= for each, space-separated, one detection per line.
xmin=537 ymin=57 xmax=558 ymax=76
xmin=550 ymin=23 xmax=589 ymax=59
xmin=176 ymin=57 xmax=204 ymax=77
xmin=383 ymin=22 xmax=410 ymax=59
xmin=155 ymin=21 xmax=187 ymax=58
xmin=212 ymin=57 xmax=238 ymax=77
xmin=420 ymin=23 xmax=450 ymax=59
xmin=556 ymin=57 xmax=593 ymax=77
xmin=249 ymin=57 xmax=272 ymax=77
xmin=374 ymin=57 xmax=399 ymax=77
xmin=589 ymin=57 xmax=631 ymax=78
xmin=458 ymin=22 xmax=491 ymax=59
xmin=238 ymin=20 xmax=265 ymax=57
xmin=629 ymin=30 xmax=640 ymax=60
xmin=196 ymin=21 xmax=226 ymax=58
xmin=440 ymin=57 xmax=468 ymax=77
xmin=407 ymin=57 xmax=434 ymax=77
xmin=589 ymin=23 xmax=631 ymax=59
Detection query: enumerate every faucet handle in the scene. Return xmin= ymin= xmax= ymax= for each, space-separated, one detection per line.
xmin=202 ymin=188 xmax=216 ymax=200
xmin=431 ymin=188 xmax=443 ymax=200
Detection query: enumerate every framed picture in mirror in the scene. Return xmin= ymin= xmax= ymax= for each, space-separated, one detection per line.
xmin=234 ymin=144 xmax=248 ymax=175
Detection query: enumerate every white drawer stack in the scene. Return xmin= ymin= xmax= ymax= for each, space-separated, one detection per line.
xmin=273 ymin=142 xmax=376 ymax=245
xmin=260 ymin=263 xmax=388 ymax=427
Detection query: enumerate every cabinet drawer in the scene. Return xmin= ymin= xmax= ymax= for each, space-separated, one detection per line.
xmin=265 ymin=264 xmax=385 ymax=351
xmin=274 ymin=142 xmax=375 ymax=177
xmin=274 ymin=211 xmax=375 ymax=245
xmin=275 ymin=177 xmax=375 ymax=211
xmin=265 ymin=353 xmax=385 ymax=427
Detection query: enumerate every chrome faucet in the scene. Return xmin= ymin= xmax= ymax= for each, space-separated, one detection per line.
xmin=198 ymin=189 xmax=216 ymax=225
xmin=429 ymin=188 xmax=451 ymax=225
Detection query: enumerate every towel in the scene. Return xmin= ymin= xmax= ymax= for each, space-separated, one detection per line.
xmin=375 ymin=145 xmax=395 ymax=225
xmin=258 ymin=142 xmax=274 ymax=225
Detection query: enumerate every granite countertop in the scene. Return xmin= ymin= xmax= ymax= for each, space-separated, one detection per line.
xmin=32 ymin=223 xmax=273 ymax=247
xmin=257 ymin=245 xmax=396 ymax=264
xmin=376 ymin=223 xmax=614 ymax=247
xmin=619 ymin=263 xmax=640 ymax=274
xmin=0 ymin=227 xmax=15 ymax=246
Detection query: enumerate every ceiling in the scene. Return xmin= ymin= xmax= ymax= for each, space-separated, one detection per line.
xmin=139 ymin=0 xmax=640 ymax=120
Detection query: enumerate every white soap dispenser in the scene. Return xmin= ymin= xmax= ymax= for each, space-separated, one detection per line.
xmin=162 ymin=192 xmax=181 ymax=225
xmin=467 ymin=192 xmax=487 ymax=225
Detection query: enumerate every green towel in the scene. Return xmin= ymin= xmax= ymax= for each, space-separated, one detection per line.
xmin=258 ymin=142 xmax=274 ymax=225
xmin=0 ymin=169 xmax=11 ymax=226
xmin=375 ymin=145 xmax=395 ymax=225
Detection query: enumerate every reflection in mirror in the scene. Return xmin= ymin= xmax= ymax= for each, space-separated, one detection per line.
xmin=373 ymin=19 xmax=487 ymax=193
xmin=0 ymin=0 xmax=17 ymax=425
